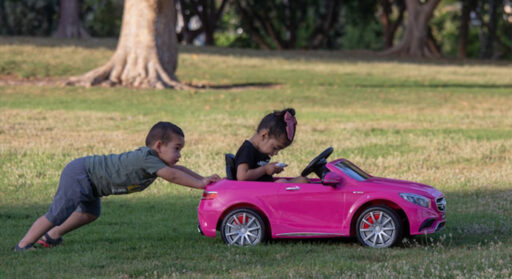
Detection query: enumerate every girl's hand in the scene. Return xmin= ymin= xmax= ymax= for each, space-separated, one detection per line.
xmin=265 ymin=163 xmax=284 ymax=175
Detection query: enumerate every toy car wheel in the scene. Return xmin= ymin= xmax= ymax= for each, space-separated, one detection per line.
xmin=221 ymin=208 xmax=266 ymax=246
xmin=356 ymin=205 xmax=403 ymax=248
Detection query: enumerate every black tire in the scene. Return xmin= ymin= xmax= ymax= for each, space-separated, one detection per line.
xmin=355 ymin=205 xmax=403 ymax=248
xmin=220 ymin=208 xmax=267 ymax=246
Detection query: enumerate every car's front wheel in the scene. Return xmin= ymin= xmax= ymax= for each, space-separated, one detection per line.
xmin=356 ymin=205 xmax=403 ymax=248
xmin=221 ymin=208 xmax=266 ymax=246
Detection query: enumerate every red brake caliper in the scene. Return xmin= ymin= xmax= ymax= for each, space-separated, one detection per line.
xmin=236 ymin=214 xmax=245 ymax=225
xmin=363 ymin=215 xmax=372 ymax=229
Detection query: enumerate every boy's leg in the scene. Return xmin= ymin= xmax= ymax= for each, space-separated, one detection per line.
xmin=17 ymin=215 xmax=54 ymax=249
xmin=46 ymin=211 xmax=97 ymax=240
xmin=17 ymin=157 xmax=95 ymax=248
xmin=43 ymin=195 xmax=101 ymax=242
xmin=275 ymin=176 xmax=309 ymax=183
xmin=290 ymin=176 xmax=309 ymax=184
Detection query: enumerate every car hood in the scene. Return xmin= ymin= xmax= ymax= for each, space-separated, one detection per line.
xmin=364 ymin=177 xmax=441 ymax=197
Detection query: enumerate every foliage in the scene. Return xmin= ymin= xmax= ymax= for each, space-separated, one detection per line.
xmin=340 ymin=19 xmax=383 ymax=50
xmin=0 ymin=0 xmax=58 ymax=36
xmin=82 ymin=0 xmax=123 ymax=37
xmin=233 ymin=0 xmax=343 ymax=49
xmin=431 ymin=4 xmax=460 ymax=57
xmin=0 ymin=0 xmax=122 ymax=37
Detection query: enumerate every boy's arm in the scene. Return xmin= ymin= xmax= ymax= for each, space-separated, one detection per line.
xmin=156 ymin=166 xmax=208 ymax=189
xmin=170 ymin=165 xmax=203 ymax=180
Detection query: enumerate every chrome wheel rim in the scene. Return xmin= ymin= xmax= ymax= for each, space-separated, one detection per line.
xmin=224 ymin=212 xmax=263 ymax=246
xmin=359 ymin=210 xmax=396 ymax=248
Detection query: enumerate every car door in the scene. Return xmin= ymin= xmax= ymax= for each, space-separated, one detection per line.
xmin=272 ymin=182 xmax=344 ymax=236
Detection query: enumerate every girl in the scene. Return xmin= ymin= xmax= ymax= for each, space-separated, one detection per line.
xmin=234 ymin=108 xmax=308 ymax=183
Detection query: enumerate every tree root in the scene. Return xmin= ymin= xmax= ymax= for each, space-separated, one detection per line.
xmin=65 ymin=55 xmax=192 ymax=90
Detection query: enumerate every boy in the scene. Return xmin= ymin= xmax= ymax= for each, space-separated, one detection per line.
xmin=15 ymin=121 xmax=220 ymax=251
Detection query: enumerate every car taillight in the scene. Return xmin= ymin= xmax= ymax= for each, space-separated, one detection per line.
xmin=202 ymin=191 xmax=218 ymax=200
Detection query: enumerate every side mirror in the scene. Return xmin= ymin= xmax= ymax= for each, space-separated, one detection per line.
xmin=322 ymin=171 xmax=342 ymax=187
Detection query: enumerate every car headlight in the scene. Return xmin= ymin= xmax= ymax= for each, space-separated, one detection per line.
xmin=400 ymin=193 xmax=431 ymax=208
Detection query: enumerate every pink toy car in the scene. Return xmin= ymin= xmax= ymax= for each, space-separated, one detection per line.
xmin=197 ymin=147 xmax=446 ymax=248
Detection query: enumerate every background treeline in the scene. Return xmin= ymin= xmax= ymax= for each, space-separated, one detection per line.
xmin=1 ymin=0 xmax=511 ymax=59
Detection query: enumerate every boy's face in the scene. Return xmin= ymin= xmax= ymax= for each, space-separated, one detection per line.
xmin=154 ymin=135 xmax=185 ymax=165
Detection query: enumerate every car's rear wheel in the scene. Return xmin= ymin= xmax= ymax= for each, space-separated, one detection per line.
xmin=356 ymin=205 xmax=403 ymax=248
xmin=221 ymin=208 xmax=266 ymax=246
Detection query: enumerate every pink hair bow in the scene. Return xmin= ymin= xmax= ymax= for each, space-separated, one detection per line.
xmin=284 ymin=111 xmax=297 ymax=141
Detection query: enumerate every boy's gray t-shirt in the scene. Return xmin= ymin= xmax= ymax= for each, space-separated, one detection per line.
xmin=85 ymin=146 xmax=167 ymax=197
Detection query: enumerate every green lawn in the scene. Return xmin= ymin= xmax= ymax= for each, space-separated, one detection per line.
xmin=1 ymin=37 xmax=511 ymax=278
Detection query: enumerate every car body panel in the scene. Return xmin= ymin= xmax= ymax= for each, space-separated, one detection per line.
xmin=198 ymin=158 xmax=446 ymax=242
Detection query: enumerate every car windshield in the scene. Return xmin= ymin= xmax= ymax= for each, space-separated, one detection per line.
xmin=334 ymin=160 xmax=370 ymax=181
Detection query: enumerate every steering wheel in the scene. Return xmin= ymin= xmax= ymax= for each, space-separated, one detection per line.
xmin=301 ymin=147 xmax=333 ymax=178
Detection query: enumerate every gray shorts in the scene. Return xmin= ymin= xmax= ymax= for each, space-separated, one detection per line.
xmin=45 ymin=157 xmax=101 ymax=226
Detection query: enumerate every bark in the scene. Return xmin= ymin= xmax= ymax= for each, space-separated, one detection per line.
xmin=68 ymin=0 xmax=187 ymax=89
xmin=308 ymin=0 xmax=342 ymax=49
xmin=177 ymin=0 xmax=228 ymax=45
xmin=474 ymin=5 xmax=512 ymax=57
xmin=379 ymin=0 xmax=405 ymax=48
xmin=54 ymin=0 xmax=90 ymax=39
xmin=381 ymin=0 xmax=442 ymax=57
xmin=177 ymin=0 xmax=202 ymax=44
xmin=201 ymin=0 xmax=229 ymax=45
xmin=235 ymin=1 xmax=275 ymax=49
xmin=480 ymin=0 xmax=503 ymax=58
xmin=236 ymin=0 xmax=338 ymax=50
xmin=457 ymin=0 xmax=473 ymax=58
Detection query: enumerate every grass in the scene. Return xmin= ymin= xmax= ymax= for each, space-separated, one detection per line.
xmin=1 ymin=36 xmax=512 ymax=278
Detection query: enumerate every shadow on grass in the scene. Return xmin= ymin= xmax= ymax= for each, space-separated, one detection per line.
xmin=358 ymin=83 xmax=512 ymax=89
xmin=187 ymin=82 xmax=282 ymax=91
xmin=2 ymin=188 xmax=511 ymax=252
xmin=0 ymin=76 xmax=282 ymax=91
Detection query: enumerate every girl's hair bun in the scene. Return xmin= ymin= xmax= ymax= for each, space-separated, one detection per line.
xmin=274 ymin=108 xmax=295 ymax=118
xmin=258 ymin=108 xmax=297 ymax=145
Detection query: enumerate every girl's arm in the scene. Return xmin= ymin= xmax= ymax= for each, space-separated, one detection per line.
xmin=156 ymin=166 xmax=209 ymax=189
xmin=236 ymin=163 xmax=282 ymax=181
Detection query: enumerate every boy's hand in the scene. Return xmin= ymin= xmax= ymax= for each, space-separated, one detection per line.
xmin=200 ymin=174 xmax=221 ymax=188
xmin=265 ymin=162 xmax=284 ymax=175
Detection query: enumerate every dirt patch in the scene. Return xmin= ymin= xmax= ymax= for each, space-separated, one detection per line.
xmin=0 ymin=75 xmax=65 ymax=86
xmin=0 ymin=75 xmax=281 ymax=90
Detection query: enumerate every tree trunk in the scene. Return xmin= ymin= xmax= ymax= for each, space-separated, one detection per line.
xmin=480 ymin=0 xmax=503 ymax=58
xmin=54 ymin=0 xmax=90 ymax=38
xmin=68 ymin=0 xmax=187 ymax=89
xmin=308 ymin=0 xmax=342 ymax=49
xmin=382 ymin=0 xmax=441 ymax=57
xmin=457 ymin=0 xmax=473 ymax=58
xmin=379 ymin=0 xmax=405 ymax=49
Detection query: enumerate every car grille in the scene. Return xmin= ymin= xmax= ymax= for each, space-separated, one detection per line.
xmin=436 ymin=197 xmax=446 ymax=212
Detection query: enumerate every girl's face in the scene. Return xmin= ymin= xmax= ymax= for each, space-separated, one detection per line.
xmin=259 ymin=133 xmax=288 ymax=156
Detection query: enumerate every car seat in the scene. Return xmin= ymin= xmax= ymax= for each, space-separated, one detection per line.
xmin=225 ymin=154 xmax=236 ymax=180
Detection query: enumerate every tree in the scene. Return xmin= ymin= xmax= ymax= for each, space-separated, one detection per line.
xmin=382 ymin=0 xmax=442 ymax=57
xmin=378 ymin=0 xmax=405 ymax=48
xmin=68 ymin=0 xmax=186 ymax=89
xmin=177 ymin=0 xmax=203 ymax=44
xmin=480 ymin=0 xmax=504 ymax=58
xmin=54 ymin=0 xmax=90 ymax=38
xmin=457 ymin=0 xmax=478 ymax=58
xmin=178 ymin=0 xmax=229 ymax=45
xmin=234 ymin=0 xmax=342 ymax=49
